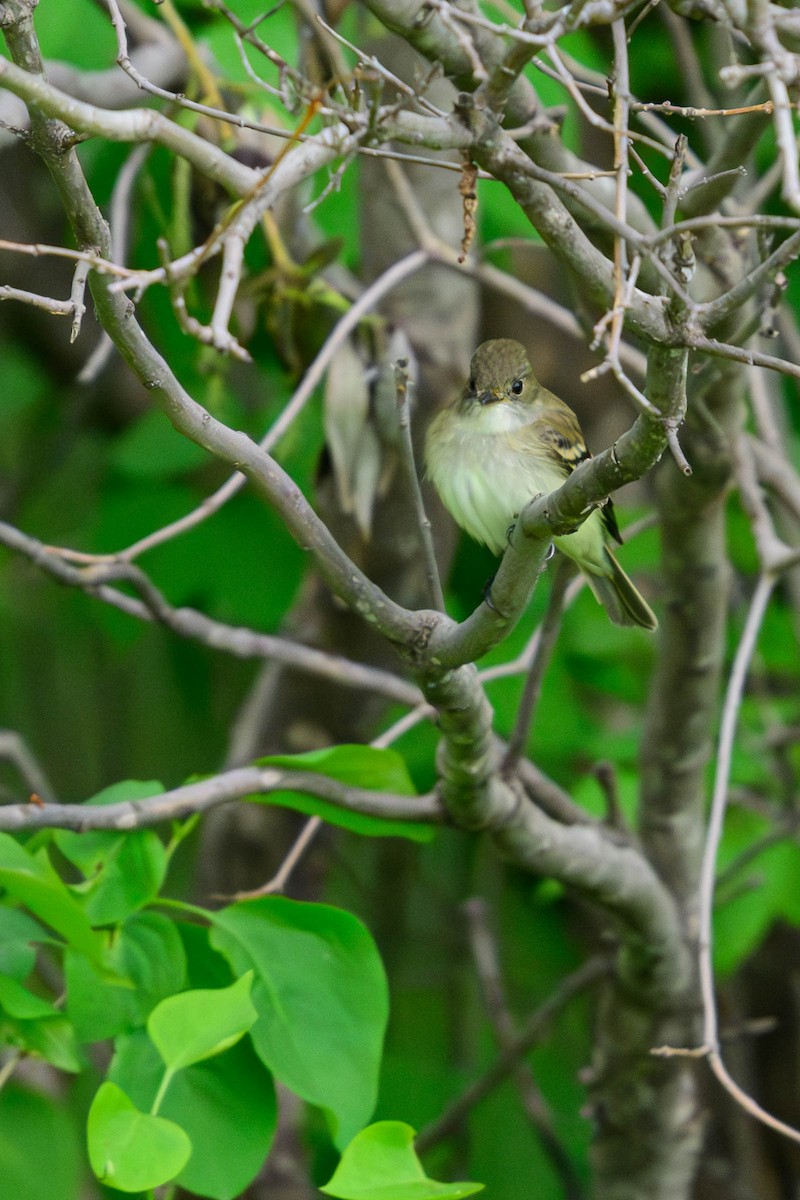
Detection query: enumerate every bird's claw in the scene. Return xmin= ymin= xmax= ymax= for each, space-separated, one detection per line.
xmin=482 ymin=575 xmax=504 ymax=615
xmin=482 ymin=578 xmax=506 ymax=619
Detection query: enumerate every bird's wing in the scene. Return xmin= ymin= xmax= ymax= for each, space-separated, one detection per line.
xmin=530 ymin=413 xmax=589 ymax=471
xmin=519 ymin=402 xmax=624 ymax=546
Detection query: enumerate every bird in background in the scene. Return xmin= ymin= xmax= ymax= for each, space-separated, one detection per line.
xmin=424 ymin=338 xmax=658 ymax=630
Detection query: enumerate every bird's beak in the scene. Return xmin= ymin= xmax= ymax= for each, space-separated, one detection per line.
xmin=478 ymin=388 xmax=503 ymax=406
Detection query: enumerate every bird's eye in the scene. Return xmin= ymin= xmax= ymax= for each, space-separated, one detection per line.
xmin=511 ymin=379 xmax=524 ymax=395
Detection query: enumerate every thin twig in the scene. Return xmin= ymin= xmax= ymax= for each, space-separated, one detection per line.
xmin=736 ymin=436 xmax=800 ymax=573
xmin=78 ymin=142 xmax=151 ymax=383
xmin=541 ymin=45 xmax=673 ymax=160
xmin=464 ymin=898 xmax=586 ymax=1200
xmin=68 ymin=256 xmax=90 ymax=342
xmin=105 ymin=0 xmax=307 ymax=142
xmin=0 ymin=731 xmax=58 ymax=805
xmin=690 ymin=335 xmax=800 ymax=382
xmin=748 ymin=434 xmax=800 ymax=524
xmin=394 ymin=357 xmax=445 ymax=611
xmin=502 ymin=558 xmax=571 ymax=772
xmin=0 ymin=1051 xmax=22 ymax=1092
xmin=314 ymin=14 xmax=446 ymax=119
xmin=665 ymin=419 xmax=693 ymax=477
xmin=418 ymin=0 xmax=560 ymax=48
xmin=0 ymin=520 xmax=421 ymax=706
xmin=765 ymin=73 xmax=800 ymax=212
xmin=695 ymin=573 xmax=800 ymax=1144
xmin=85 ymin=249 xmax=431 ymax=564
xmin=593 ymin=761 xmax=626 ymax=829
xmin=208 ymin=232 xmax=251 ymax=359
xmin=225 ymin=816 xmax=323 ymax=900
xmin=0 ymin=284 xmax=74 ymax=315
xmin=416 ymin=956 xmax=610 ymax=1154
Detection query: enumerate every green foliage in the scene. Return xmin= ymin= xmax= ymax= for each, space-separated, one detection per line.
xmin=0 ymin=909 xmax=48 ymax=979
xmin=322 ymin=1122 xmax=484 ymax=1200
xmin=0 ymin=775 xmax=409 ymax=1196
xmin=84 ymin=974 xmax=264 ymax=1194
xmin=211 ymin=896 xmax=389 ymax=1148
xmin=253 ymin=745 xmax=436 ymax=842
xmin=0 ymin=833 xmax=109 ymax=969
xmin=146 ymin=970 xmax=258 ymax=1070
xmin=110 ymin=1029 xmax=276 ymax=1200
xmin=87 ymin=1080 xmax=192 ymax=1193
xmin=480 ymin=178 xmax=543 ymax=248
xmin=53 ymin=782 xmax=169 ymax=926
xmin=65 ymin=911 xmax=187 ymax=1043
xmin=110 ymin=408 xmax=209 ymax=479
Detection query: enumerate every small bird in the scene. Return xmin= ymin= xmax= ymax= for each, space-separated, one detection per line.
xmin=425 ymin=338 xmax=657 ymax=630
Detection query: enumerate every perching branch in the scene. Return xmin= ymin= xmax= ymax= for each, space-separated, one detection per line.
xmin=0 ymin=520 xmax=421 ymax=706
xmin=0 ymin=765 xmax=440 ymax=832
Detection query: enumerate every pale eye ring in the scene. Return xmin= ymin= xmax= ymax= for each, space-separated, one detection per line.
xmin=511 ymin=379 xmax=524 ymax=395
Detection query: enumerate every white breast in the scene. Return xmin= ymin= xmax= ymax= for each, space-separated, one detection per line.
xmin=427 ymin=405 xmax=564 ymax=556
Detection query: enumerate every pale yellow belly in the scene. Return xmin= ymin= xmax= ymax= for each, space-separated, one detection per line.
xmin=427 ymin=421 xmax=607 ymax=572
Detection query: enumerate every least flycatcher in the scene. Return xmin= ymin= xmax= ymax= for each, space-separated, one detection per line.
xmin=425 ymin=338 xmax=657 ymax=630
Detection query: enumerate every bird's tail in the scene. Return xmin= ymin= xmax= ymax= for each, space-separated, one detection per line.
xmin=584 ymin=549 xmax=658 ymax=630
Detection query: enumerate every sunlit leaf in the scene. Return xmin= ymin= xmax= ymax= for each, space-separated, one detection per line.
xmin=322 ymin=1122 xmax=484 ymax=1200
xmin=110 ymin=1028 xmax=276 ymax=1200
xmin=147 ymin=971 xmax=257 ymax=1071
xmin=253 ymin=745 xmax=434 ymax=843
xmin=87 ymin=1082 xmax=191 ymax=1193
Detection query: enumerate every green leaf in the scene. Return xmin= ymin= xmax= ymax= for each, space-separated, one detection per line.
xmin=0 ymin=974 xmax=57 ymax=1019
xmin=75 ymin=830 xmax=167 ymax=926
xmin=53 ymin=781 xmax=165 ymax=874
xmin=110 ymin=1028 xmax=276 ymax=1200
xmin=179 ymin=918 xmax=236 ymax=990
xmin=261 ymin=744 xmax=415 ymax=791
xmin=0 ymin=908 xmax=49 ymax=979
xmin=0 ymin=834 xmax=107 ymax=967
xmin=1 ymin=1010 xmax=82 ymax=1073
xmin=87 ymin=1081 xmax=192 ymax=1193
xmin=66 ymin=911 xmax=187 ymax=1043
xmin=322 ymin=1122 xmax=484 ymax=1200
xmin=254 ymin=745 xmax=434 ymax=843
xmin=147 ymin=971 xmax=257 ymax=1071
xmin=53 ymin=781 xmax=168 ymax=924
xmin=210 ymin=897 xmax=389 ymax=1148
xmin=52 ymin=777 xmax=164 ymax=864
xmin=0 ymin=974 xmax=82 ymax=1071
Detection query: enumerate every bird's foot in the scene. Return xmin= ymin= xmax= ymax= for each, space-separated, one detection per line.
xmin=506 ymin=494 xmax=546 ymax=547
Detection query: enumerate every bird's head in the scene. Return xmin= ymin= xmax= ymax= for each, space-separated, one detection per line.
xmin=462 ymin=338 xmax=537 ymax=410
